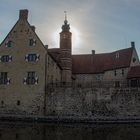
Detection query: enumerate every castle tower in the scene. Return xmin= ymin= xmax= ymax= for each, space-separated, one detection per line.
xmin=60 ymin=12 xmax=72 ymax=83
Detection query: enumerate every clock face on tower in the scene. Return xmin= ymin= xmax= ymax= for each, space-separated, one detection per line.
xmin=63 ymin=34 xmax=67 ymax=39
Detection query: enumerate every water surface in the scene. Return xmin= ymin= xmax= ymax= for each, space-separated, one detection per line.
xmin=0 ymin=122 xmax=139 ymax=140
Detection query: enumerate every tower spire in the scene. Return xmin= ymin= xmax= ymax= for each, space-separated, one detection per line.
xmin=64 ymin=11 xmax=68 ymax=25
xmin=62 ymin=11 xmax=70 ymax=31
xmin=64 ymin=11 xmax=67 ymax=21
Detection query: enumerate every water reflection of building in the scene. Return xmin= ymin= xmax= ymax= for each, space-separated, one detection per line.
xmin=0 ymin=123 xmax=139 ymax=140
xmin=0 ymin=9 xmax=140 ymax=117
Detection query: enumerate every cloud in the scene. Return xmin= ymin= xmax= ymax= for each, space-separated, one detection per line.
xmin=0 ymin=0 xmax=140 ymax=56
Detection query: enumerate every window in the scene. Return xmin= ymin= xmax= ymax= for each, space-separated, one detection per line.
xmin=130 ymin=80 xmax=139 ymax=87
xmin=0 ymin=55 xmax=12 ymax=62
xmin=27 ymin=72 xmax=35 ymax=85
xmin=24 ymin=71 xmax=38 ymax=85
xmin=122 ymin=69 xmax=124 ymax=75
xmin=0 ymin=72 xmax=10 ymax=85
xmin=116 ymin=52 xmax=119 ymax=58
xmin=51 ymin=75 xmax=53 ymax=83
xmin=17 ymin=100 xmax=20 ymax=106
xmin=15 ymin=133 xmax=19 ymax=139
xmin=25 ymin=54 xmax=39 ymax=62
xmin=1 ymin=101 xmax=4 ymax=105
xmin=96 ymin=75 xmax=101 ymax=80
xmin=29 ymin=39 xmax=36 ymax=46
xmin=5 ymin=40 xmax=12 ymax=47
xmin=133 ymin=57 xmax=136 ymax=63
xmin=114 ymin=70 xmax=117 ymax=76
xmin=115 ymin=81 xmax=120 ymax=87
xmin=1 ymin=101 xmax=4 ymax=107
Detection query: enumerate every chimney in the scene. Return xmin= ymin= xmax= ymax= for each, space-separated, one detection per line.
xmin=131 ymin=41 xmax=135 ymax=48
xmin=30 ymin=25 xmax=35 ymax=32
xmin=19 ymin=9 xmax=28 ymax=20
xmin=45 ymin=45 xmax=48 ymax=49
xmin=92 ymin=50 xmax=95 ymax=55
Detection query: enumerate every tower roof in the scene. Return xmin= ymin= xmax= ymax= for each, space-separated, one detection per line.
xmin=62 ymin=11 xmax=70 ymax=31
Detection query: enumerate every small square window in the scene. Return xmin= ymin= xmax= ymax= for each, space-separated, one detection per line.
xmin=28 ymin=54 xmax=36 ymax=62
xmin=5 ymin=41 xmax=12 ymax=47
xmin=1 ymin=101 xmax=4 ymax=107
xmin=133 ymin=57 xmax=136 ymax=63
xmin=15 ymin=133 xmax=19 ymax=139
xmin=114 ymin=70 xmax=117 ymax=76
xmin=17 ymin=100 xmax=20 ymax=106
xmin=115 ymin=81 xmax=120 ymax=87
xmin=29 ymin=39 xmax=36 ymax=46
xmin=122 ymin=69 xmax=124 ymax=75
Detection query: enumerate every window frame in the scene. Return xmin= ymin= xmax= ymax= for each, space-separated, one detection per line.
xmin=0 ymin=72 xmax=9 ymax=85
xmin=0 ymin=55 xmax=12 ymax=62
xmin=25 ymin=54 xmax=40 ymax=62
xmin=29 ymin=38 xmax=36 ymax=46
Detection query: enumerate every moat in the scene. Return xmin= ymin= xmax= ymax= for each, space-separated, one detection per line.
xmin=0 ymin=122 xmax=140 ymax=140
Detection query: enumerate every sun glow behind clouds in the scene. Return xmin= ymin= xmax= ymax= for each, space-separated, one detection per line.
xmin=71 ymin=26 xmax=81 ymax=53
xmin=51 ymin=25 xmax=81 ymax=53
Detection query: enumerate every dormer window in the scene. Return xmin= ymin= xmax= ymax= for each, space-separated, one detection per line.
xmin=29 ymin=39 xmax=36 ymax=46
xmin=25 ymin=54 xmax=40 ymax=62
xmin=5 ymin=40 xmax=12 ymax=48
xmin=0 ymin=55 xmax=12 ymax=62
xmin=116 ymin=52 xmax=119 ymax=58
xmin=133 ymin=57 xmax=136 ymax=63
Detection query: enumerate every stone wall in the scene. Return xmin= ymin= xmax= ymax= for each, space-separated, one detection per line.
xmin=74 ymin=74 xmax=103 ymax=84
xmin=46 ymin=55 xmax=62 ymax=84
xmin=0 ymin=92 xmax=44 ymax=115
xmin=0 ymin=11 xmax=46 ymax=116
xmin=46 ymin=87 xmax=140 ymax=119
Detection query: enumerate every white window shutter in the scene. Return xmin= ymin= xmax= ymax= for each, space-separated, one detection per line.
xmin=33 ymin=39 xmax=36 ymax=46
xmin=25 ymin=54 xmax=28 ymax=61
xmin=9 ymin=55 xmax=12 ymax=62
xmin=23 ymin=77 xmax=27 ymax=85
xmin=5 ymin=41 xmax=8 ymax=47
xmin=7 ymin=78 xmax=10 ymax=85
xmin=36 ymin=54 xmax=40 ymax=61
xmin=35 ymin=77 xmax=38 ymax=85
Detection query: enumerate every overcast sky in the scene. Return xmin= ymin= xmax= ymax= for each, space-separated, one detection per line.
xmin=0 ymin=0 xmax=140 ymax=56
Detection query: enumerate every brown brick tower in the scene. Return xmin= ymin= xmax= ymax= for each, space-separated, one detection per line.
xmin=60 ymin=12 xmax=72 ymax=83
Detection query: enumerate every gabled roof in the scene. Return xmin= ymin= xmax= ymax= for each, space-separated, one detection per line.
xmin=72 ymin=47 xmax=133 ymax=74
xmin=47 ymin=48 xmax=62 ymax=69
xmin=48 ymin=48 xmax=61 ymax=61
xmin=127 ymin=65 xmax=140 ymax=79
xmin=0 ymin=10 xmax=47 ymax=52
xmin=48 ymin=47 xmax=134 ymax=74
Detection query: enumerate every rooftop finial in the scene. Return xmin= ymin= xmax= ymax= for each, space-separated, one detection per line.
xmin=62 ymin=11 xmax=70 ymax=31
xmin=64 ymin=11 xmax=68 ymax=24
xmin=64 ymin=11 xmax=67 ymax=21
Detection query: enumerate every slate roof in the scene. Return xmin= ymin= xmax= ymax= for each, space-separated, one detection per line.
xmin=127 ymin=65 xmax=140 ymax=79
xmin=72 ymin=47 xmax=133 ymax=74
xmin=48 ymin=47 xmax=134 ymax=74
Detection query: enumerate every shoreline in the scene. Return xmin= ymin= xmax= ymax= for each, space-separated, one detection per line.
xmin=0 ymin=115 xmax=140 ymax=124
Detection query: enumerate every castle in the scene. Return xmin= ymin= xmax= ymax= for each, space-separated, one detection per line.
xmin=0 ymin=9 xmax=140 ymax=118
